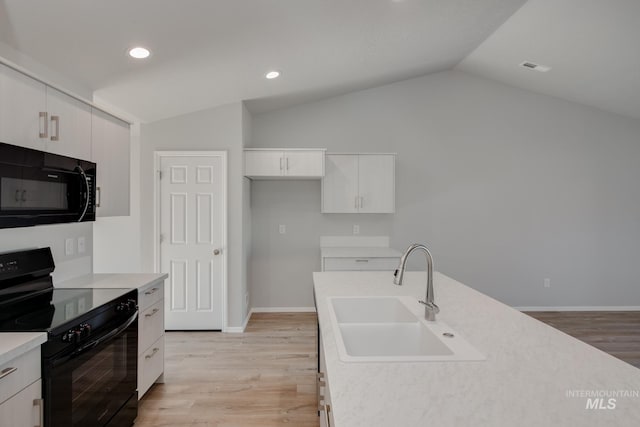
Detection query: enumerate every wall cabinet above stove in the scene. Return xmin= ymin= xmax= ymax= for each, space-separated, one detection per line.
xmin=244 ymin=148 xmax=326 ymax=179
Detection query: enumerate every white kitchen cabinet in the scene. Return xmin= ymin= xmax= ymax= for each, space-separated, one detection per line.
xmin=320 ymin=237 xmax=401 ymax=271
xmin=322 ymin=154 xmax=395 ymax=213
xmin=91 ymin=108 xmax=131 ymax=217
xmin=0 ymin=62 xmax=93 ymax=160
xmin=244 ymin=149 xmax=325 ymax=179
xmin=0 ymin=63 xmax=47 ymax=151
xmin=137 ymin=279 xmax=165 ymax=398
xmin=318 ymin=330 xmax=334 ymax=427
xmin=0 ymin=348 xmax=43 ymax=427
xmin=45 ymin=87 xmax=92 ymax=159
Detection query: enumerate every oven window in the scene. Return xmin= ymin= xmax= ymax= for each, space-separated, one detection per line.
xmin=46 ymin=325 xmax=137 ymax=427
xmin=1 ymin=177 xmax=68 ymax=210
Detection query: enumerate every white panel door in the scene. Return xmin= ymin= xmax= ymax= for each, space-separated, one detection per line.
xmin=358 ymin=154 xmax=395 ymax=213
xmin=159 ymin=154 xmax=226 ymax=330
xmin=322 ymin=154 xmax=358 ymax=213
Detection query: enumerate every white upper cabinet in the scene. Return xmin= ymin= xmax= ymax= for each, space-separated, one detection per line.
xmin=0 ymin=64 xmax=47 ymax=151
xmin=45 ymin=86 xmax=92 ymax=159
xmin=91 ymin=108 xmax=130 ymax=217
xmin=244 ymin=149 xmax=325 ymax=179
xmin=322 ymin=153 xmax=395 ymax=214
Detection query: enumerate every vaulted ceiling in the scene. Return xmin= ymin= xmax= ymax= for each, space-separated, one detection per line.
xmin=1 ymin=0 xmax=638 ymax=123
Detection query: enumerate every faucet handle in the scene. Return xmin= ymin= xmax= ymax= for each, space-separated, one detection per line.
xmin=418 ymin=300 xmax=440 ymax=314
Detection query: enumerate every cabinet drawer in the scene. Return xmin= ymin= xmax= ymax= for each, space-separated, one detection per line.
xmin=0 ymin=379 xmax=42 ymax=427
xmin=0 ymin=347 xmax=40 ymax=405
xmin=323 ymin=257 xmax=399 ymax=271
xmin=140 ymin=300 xmax=164 ymax=353
xmin=139 ymin=281 xmax=164 ymax=311
xmin=138 ymin=335 xmax=164 ymax=398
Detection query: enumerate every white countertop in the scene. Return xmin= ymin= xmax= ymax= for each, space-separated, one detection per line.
xmin=313 ymin=271 xmax=640 ymax=426
xmin=55 ymin=273 xmax=168 ymax=290
xmin=0 ymin=333 xmax=46 ymax=366
xmin=320 ymin=247 xmax=401 ymax=258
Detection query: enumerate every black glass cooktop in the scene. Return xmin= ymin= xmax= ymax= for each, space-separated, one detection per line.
xmin=0 ymin=287 xmax=133 ymax=332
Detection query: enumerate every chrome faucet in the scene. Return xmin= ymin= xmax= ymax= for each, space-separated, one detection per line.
xmin=393 ymin=244 xmax=439 ymax=321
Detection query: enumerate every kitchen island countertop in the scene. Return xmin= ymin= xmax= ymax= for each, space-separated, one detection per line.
xmin=313 ymin=271 xmax=640 ymax=427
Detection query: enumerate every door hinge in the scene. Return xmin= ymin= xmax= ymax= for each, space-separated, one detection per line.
xmin=160 ymin=233 xmax=165 ymax=243
xmin=157 ymin=170 xmax=163 ymax=179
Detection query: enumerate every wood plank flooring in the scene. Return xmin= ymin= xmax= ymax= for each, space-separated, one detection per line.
xmin=525 ymin=311 xmax=640 ymax=368
xmin=135 ymin=313 xmax=319 ymax=427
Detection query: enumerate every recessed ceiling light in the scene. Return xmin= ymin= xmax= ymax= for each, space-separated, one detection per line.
xmin=265 ymin=70 xmax=281 ymax=79
xmin=129 ymin=47 xmax=150 ymax=59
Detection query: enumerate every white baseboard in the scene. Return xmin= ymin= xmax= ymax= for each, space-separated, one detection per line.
xmin=223 ymin=308 xmax=254 ymax=333
xmin=515 ymin=306 xmax=640 ymax=312
xmin=251 ymin=306 xmax=317 ymax=313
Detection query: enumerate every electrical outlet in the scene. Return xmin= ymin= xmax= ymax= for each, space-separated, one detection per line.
xmin=65 ymin=238 xmax=75 ymax=256
xmin=77 ymin=236 xmax=86 ymax=254
xmin=544 ymin=278 xmax=551 ymax=288
xmin=353 ymin=225 xmax=360 ymax=235
xmin=279 ymin=224 xmax=286 ymax=234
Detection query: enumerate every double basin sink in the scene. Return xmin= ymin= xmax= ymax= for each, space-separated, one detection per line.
xmin=328 ymin=296 xmax=485 ymax=362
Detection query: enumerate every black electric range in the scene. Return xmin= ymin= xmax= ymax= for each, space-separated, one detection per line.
xmin=0 ymin=247 xmax=138 ymax=427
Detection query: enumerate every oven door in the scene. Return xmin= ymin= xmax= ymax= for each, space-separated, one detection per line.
xmin=0 ymin=162 xmax=93 ymax=229
xmin=43 ymin=312 xmax=138 ymax=427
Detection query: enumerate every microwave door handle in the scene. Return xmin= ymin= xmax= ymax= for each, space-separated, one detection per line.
xmin=75 ymin=165 xmax=90 ymax=222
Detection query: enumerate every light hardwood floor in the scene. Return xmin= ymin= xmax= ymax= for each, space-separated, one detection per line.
xmin=525 ymin=311 xmax=640 ymax=368
xmin=135 ymin=313 xmax=319 ymax=427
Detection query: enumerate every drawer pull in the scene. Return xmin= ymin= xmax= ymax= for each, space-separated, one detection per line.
xmin=0 ymin=366 xmax=17 ymax=380
xmin=145 ymin=347 xmax=160 ymax=359
xmin=355 ymin=259 xmax=369 ymax=262
xmin=144 ymin=287 xmax=159 ymax=295
xmin=34 ymin=398 xmax=44 ymax=427
xmin=145 ymin=308 xmax=160 ymax=317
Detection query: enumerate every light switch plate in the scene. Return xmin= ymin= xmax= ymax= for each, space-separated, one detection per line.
xmin=279 ymin=224 xmax=286 ymax=234
xmin=65 ymin=238 xmax=75 ymax=256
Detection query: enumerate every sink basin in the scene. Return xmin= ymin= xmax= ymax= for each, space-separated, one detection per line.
xmin=328 ymin=296 xmax=485 ymax=362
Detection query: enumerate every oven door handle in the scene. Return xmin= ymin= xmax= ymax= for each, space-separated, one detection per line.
xmin=75 ymin=165 xmax=90 ymax=222
xmin=56 ymin=311 xmax=138 ymax=364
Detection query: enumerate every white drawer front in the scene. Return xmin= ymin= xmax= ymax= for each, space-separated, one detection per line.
xmin=138 ymin=335 xmax=164 ymax=398
xmin=139 ymin=281 xmax=164 ymax=311
xmin=323 ymin=257 xmax=399 ymax=271
xmin=140 ymin=300 xmax=164 ymax=353
xmin=0 ymin=379 xmax=42 ymax=427
xmin=0 ymin=347 xmax=40 ymax=405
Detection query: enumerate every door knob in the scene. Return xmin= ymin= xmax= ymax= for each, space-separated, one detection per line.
xmin=213 ymin=249 xmax=221 ymax=255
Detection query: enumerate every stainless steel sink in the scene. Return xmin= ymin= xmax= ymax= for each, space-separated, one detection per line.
xmin=328 ymin=296 xmax=485 ymax=362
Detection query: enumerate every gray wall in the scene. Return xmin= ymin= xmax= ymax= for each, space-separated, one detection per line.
xmin=0 ymin=222 xmax=93 ymax=283
xmin=249 ymin=70 xmax=640 ymax=308
xmin=140 ymin=102 xmax=247 ymax=328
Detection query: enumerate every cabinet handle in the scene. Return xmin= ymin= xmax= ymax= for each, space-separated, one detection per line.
xmin=279 ymin=157 xmax=283 ymax=171
xmin=286 ymin=157 xmax=289 ymax=171
xmin=39 ymin=112 xmax=48 ymax=138
xmin=145 ymin=308 xmax=160 ymax=318
xmin=355 ymin=259 xmax=369 ymax=263
xmin=360 ymin=196 xmax=364 ymax=209
xmin=33 ymin=398 xmax=44 ymax=427
xmin=145 ymin=287 xmax=159 ymax=295
xmin=15 ymin=190 xmax=20 ymax=202
xmin=96 ymin=187 xmax=101 ymax=208
xmin=22 ymin=190 xmax=27 ymax=202
xmin=50 ymin=115 xmax=60 ymax=141
xmin=0 ymin=366 xmax=17 ymax=380
xmin=145 ymin=347 xmax=160 ymax=359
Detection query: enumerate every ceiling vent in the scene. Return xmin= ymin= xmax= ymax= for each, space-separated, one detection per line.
xmin=520 ymin=61 xmax=551 ymax=72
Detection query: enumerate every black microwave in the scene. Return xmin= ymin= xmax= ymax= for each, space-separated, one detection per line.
xmin=0 ymin=142 xmax=96 ymax=229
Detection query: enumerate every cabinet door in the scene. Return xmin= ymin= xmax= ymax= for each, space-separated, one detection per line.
xmin=91 ymin=108 xmax=130 ymax=217
xmin=0 ymin=64 xmax=47 ymax=150
xmin=322 ymin=154 xmax=358 ymax=213
xmin=45 ymin=87 xmax=92 ymax=159
xmin=244 ymin=151 xmax=284 ymax=177
xmin=0 ymin=380 xmax=43 ymax=427
xmin=284 ymin=150 xmax=324 ymax=177
xmin=358 ymin=154 xmax=395 ymax=213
